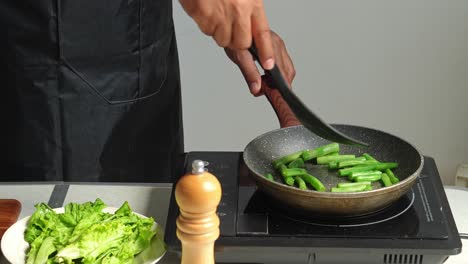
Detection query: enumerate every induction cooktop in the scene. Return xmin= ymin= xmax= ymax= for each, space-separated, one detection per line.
xmin=165 ymin=152 xmax=462 ymax=264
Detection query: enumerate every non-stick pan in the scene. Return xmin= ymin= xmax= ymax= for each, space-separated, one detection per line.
xmin=243 ymin=85 xmax=424 ymax=217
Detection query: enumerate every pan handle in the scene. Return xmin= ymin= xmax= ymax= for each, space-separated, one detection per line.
xmin=262 ymin=77 xmax=301 ymax=128
xmin=249 ymin=43 xmax=300 ymax=128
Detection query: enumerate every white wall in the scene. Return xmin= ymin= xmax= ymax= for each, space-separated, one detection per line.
xmin=173 ymin=0 xmax=468 ymax=185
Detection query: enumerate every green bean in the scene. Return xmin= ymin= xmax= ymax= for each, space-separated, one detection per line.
xmin=317 ymin=154 xmax=356 ymax=165
xmin=273 ymin=150 xmax=304 ymax=169
xmin=300 ymin=174 xmax=326 ymax=191
xmin=348 ymin=170 xmax=382 ymax=180
xmin=374 ymin=162 xmax=399 ymax=170
xmin=363 ymin=153 xmax=378 ymax=161
xmin=279 ymin=165 xmax=296 ymax=186
xmin=279 ymin=164 xmax=288 ymax=177
xmin=337 ymin=181 xmax=372 ymax=187
xmin=288 ymin=158 xmax=305 ymax=168
xmin=337 ymin=157 xmax=375 ymax=168
xmin=328 ymin=161 xmax=339 ymax=169
xmin=331 ymin=184 xmax=367 ymax=193
xmin=265 ymin=173 xmax=274 ymax=181
xmin=284 ymin=177 xmax=295 ymax=186
xmin=302 ymin=143 xmax=339 ymax=161
xmin=338 ymin=162 xmax=398 ymax=176
xmin=281 ymin=167 xmax=307 ymax=177
xmin=294 ymin=176 xmax=307 ymax=190
xmin=283 ymin=176 xmax=295 ymax=186
xmin=381 ymin=173 xmax=392 ymax=187
xmin=354 ymin=174 xmax=382 ymax=182
xmin=339 ymin=165 xmax=374 ymax=176
xmin=350 ymin=170 xmax=383 ymax=177
xmin=279 ymin=164 xmax=287 ymax=175
xmin=273 ymin=143 xmax=400 ymax=193
xmin=386 ymin=169 xmax=400 ymax=184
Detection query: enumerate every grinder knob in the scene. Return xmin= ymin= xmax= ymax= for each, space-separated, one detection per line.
xmin=175 ymin=160 xmax=222 ymax=264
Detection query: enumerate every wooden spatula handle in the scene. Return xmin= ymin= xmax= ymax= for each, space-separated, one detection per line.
xmin=175 ymin=160 xmax=222 ymax=264
xmin=248 ymin=43 xmax=300 ymax=128
xmin=262 ymin=79 xmax=301 ymax=128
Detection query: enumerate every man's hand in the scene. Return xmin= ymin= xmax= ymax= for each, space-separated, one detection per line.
xmin=179 ymin=0 xmax=274 ymax=70
xmin=225 ymin=31 xmax=295 ymax=96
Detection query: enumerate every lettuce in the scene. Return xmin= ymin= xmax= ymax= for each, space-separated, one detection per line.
xmin=24 ymin=199 xmax=163 ymax=264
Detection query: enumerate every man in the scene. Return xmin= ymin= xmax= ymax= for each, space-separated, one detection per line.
xmin=2 ymin=0 xmax=295 ymax=182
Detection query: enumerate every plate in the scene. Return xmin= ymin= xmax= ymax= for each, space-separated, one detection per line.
xmin=1 ymin=207 xmax=166 ymax=264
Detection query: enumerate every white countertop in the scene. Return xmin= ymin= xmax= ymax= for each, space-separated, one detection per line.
xmin=443 ymin=186 xmax=468 ymax=264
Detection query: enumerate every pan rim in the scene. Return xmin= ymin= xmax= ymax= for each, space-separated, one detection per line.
xmin=243 ymin=123 xmax=424 ymax=198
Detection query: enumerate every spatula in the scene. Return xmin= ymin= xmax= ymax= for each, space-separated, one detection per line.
xmin=248 ymin=45 xmax=368 ymax=147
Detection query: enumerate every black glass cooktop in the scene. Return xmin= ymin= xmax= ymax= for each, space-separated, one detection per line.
xmin=237 ymin=181 xmax=446 ymax=239
xmin=165 ymin=152 xmax=461 ymax=254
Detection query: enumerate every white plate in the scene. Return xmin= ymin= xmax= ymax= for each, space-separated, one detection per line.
xmin=1 ymin=207 xmax=166 ymax=264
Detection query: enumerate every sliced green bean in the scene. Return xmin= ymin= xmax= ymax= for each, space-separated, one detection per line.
xmin=281 ymin=167 xmax=307 ymax=177
xmin=337 ymin=157 xmax=372 ymax=168
xmin=264 ymin=173 xmax=274 ymax=181
xmin=273 ymin=150 xmax=304 ymax=169
xmin=328 ymin=161 xmax=339 ymax=169
xmin=354 ymin=174 xmax=382 ymax=182
xmin=348 ymin=170 xmax=382 ymax=180
xmin=283 ymin=176 xmax=295 ymax=186
xmin=338 ymin=162 xmax=398 ymax=176
xmin=381 ymin=173 xmax=392 ymax=187
xmin=279 ymin=164 xmax=287 ymax=175
xmin=273 ymin=143 xmax=400 ymax=193
xmin=288 ymin=158 xmax=305 ymax=169
xmin=386 ymin=169 xmax=400 ymax=184
xmin=337 ymin=181 xmax=372 ymax=188
xmin=294 ymin=176 xmax=307 ymax=190
xmin=363 ymin=153 xmax=378 ymax=161
xmin=331 ymin=184 xmax=367 ymax=193
xmin=350 ymin=170 xmax=383 ymax=177
xmin=375 ymin=162 xmax=398 ymax=170
xmin=302 ymin=143 xmax=339 ymax=161
xmin=317 ymin=154 xmax=356 ymax=165
xmin=339 ymin=165 xmax=375 ymax=176
xmin=300 ymin=174 xmax=326 ymax=192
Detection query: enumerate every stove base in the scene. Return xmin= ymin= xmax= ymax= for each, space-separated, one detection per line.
xmin=211 ymin=247 xmax=450 ymax=264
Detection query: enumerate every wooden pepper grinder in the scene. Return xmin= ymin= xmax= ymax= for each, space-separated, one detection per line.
xmin=175 ymin=160 xmax=222 ymax=264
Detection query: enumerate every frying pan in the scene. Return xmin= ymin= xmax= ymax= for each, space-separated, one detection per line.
xmin=243 ymin=86 xmax=424 ymax=217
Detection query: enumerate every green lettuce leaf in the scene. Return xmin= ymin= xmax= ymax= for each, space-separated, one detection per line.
xmin=34 ymin=237 xmax=56 ymax=264
xmin=24 ymin=199 xmax=161 ymax=264
xmin=55 ymin=220 xmax=133 ymax=263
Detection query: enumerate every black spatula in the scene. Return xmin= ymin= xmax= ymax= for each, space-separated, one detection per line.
xmin=249 ymin=45 xmax=368 ymax=147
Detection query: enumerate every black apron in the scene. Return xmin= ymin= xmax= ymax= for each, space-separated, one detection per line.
xmin=1 ymin=0 xmax=184 ymax=183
